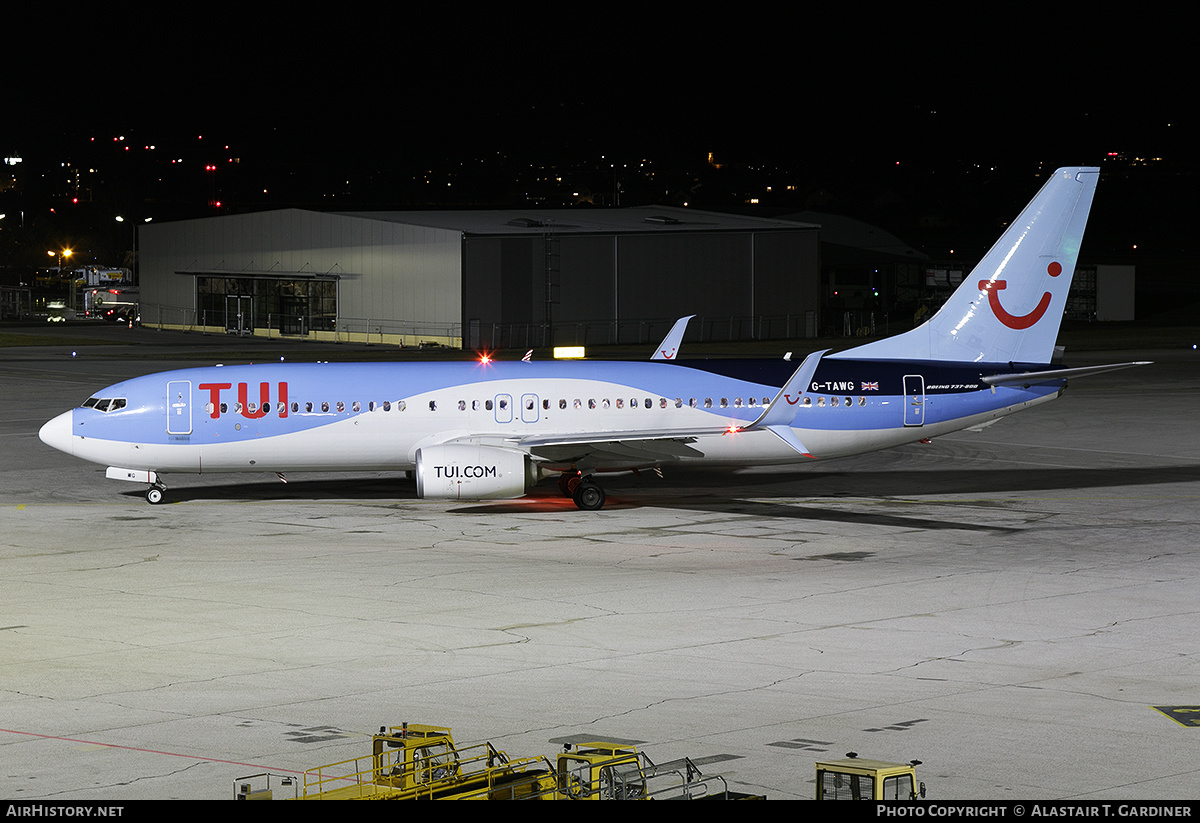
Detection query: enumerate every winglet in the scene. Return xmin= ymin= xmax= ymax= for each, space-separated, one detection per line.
xmin=651 ymin=315 xmax=695 ymax=360
xmin=739 ymin=349 xmax=828 ymax=455
xmin=753 ymin=350 xmax=830 ymax=458
xmin=751 ymin=349 xmax=828 ymax=428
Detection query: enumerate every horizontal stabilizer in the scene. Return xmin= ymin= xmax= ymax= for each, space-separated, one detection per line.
xmin=981 ymin=361 xmax=1150 ymax=387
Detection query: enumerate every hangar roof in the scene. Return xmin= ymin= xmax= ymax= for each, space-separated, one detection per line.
xmin=335 ymin=205 xmax=817 ymax=236
xmin=783 ymin=211 xmax=926 ymax=260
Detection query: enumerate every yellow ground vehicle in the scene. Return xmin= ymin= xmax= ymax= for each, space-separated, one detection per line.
xmin=814 ymin=754 xmax=925 ymax=800
xmin=235 ymin=722 xmax=761 ymax=800
xmin=553 ymin=741 xmax=759 ymax=800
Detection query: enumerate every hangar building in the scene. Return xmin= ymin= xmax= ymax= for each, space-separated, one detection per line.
xmin=137 ymin=206 xmax=821 ymax=349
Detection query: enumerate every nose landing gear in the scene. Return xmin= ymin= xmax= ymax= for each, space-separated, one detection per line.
xmin=145 ymin=481 xmax=167 ymax=504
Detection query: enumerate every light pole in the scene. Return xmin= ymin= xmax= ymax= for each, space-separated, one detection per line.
xmin=48 ymin=249 xmax=75 ymax=312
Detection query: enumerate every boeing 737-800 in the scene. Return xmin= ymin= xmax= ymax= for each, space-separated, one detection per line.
xmin=39 ymin=167 xmax=1145 ymax=509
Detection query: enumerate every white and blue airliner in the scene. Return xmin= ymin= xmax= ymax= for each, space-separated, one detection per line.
xmin=40 ymin=167 xmax=1145 ymax=509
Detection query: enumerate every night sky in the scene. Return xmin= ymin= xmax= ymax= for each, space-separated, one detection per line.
xmin=4 ymin=20 xmax=1195 ymax=309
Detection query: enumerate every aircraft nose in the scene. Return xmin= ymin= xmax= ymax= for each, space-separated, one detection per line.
xmin=39 ymin=411 xmax=74 ymax=455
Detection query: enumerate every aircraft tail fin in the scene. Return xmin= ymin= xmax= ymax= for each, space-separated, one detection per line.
xmin=840 ymin=167 xmax=1100 ymax=364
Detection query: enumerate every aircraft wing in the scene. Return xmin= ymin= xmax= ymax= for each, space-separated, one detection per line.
xmin=446 ymin=426 xmax=724 ymax=471
xmin=451 ymin=350 xmax=830 ymax=470
xmin=524 ymin=436 xmax=708 ymax=469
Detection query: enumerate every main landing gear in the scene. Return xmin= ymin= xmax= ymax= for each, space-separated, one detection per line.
xmin=558 ymin=471 xmax=606 ymax=511
xmin=145 ymin=481 xmax=167 ymax=504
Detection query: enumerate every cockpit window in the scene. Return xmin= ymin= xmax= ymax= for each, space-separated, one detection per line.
xmin=84 ymin=397 xmax=126 ymax=412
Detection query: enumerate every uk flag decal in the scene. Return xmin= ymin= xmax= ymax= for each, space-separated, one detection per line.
xmin=862 ymin=381 xmax=879 ymax=391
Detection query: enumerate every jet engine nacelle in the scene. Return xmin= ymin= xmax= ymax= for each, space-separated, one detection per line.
xmin=414 ymin=444 xmax=536 ymax=501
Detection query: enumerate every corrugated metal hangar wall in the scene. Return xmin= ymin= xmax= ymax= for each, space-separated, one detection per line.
xmin=462 ymin=226 xmax=819 ymax=349
xmin=139 ymin=210 xmax=463 ymax=343
xmin=138 ymin=206 xmax=820 ymax=349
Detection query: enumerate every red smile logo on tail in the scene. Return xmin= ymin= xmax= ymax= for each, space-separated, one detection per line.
xmin=979 ymin=262 xmax=1063 ymax=329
